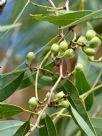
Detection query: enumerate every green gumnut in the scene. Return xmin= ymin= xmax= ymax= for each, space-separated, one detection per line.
xmin=44 ymin=92 xmax=55 ymax=101
xmin=75 ymin=63 xmax=83 ymax=71
xmin=51 ymin=43 xmax=59 ymax=53
xmin=26 ymin=52 xmax=35 ymax=61
xmin=41 ymin=112 xmax=47 ymax=120
xmin=84 ymin=48 xmax=96 ymax=56
xmin=89 ymin=36 xmax=101 ymax=48
xmin=86 ymin=29 xmax=96 ymax=40
xmin=60 ymin=40 xmax=68 ymax=51
xmin=28 ymin=97 xmax=38 ymax=107
xmin=46 ymin=92 xmax=51 ymax=99
xmin=60 ymin=100 xmax=69 ymax=108
xmin=55 ymin=91 xmax=65 ymax=101
xmin=77 ymin=36 xmax=87 ymax=46
xmin=44 ymin=92 xmax=51 ymax=101
xmin=64 ymin=49 xmax=74 ymax=58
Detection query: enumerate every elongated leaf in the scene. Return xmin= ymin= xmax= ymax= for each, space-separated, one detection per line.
xmin=74 ymin=68 xmax=93 ymax=110
xmin=31 ymin=10 xmax=92 ymax=26
xmin=39 ymin=115 xmax=57 ymax=136
xmin=77 ymin=49 xmax=90 ymax=74
xmin=64 ymin=8 xmax=102 ymax=28
xmin=19 ymin=70 xmax=54 ymax=89
xmin=0 ymin=69 xmax=25 ymax=101
xmin=0 ymin=120 xmax=24 ymax=136
xmin=0 ymin=103 xmax=24 ymax=118
xmin=91 ymin=118 xmax=102 ymax=136
xmin=31 ymin=9 xmax=102 ymax=28
xmin=13 ymin=121 xmax=30 ymax=136
xmin=70 ymin=106 xmax=95 ymax=136
xmin=59 ymin=79 xmax=96 ymax=135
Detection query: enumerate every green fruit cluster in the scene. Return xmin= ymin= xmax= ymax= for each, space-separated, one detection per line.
xmin=77 ymin=29 xmax=101 ymax=57
xmin=51 ymin=40 xmax=74 ymax=59
xmin=44 ymin=91 xmax=69 ymax=108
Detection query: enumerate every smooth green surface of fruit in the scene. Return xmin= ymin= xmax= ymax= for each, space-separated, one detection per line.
xmin=51 ymin=43 xmax=59 ymax=53
xmin=55 ymin=91 xmax=65 ymax=100
xmin=28 ymin=97 xmax=38 ymax=107
xmin=64 ymin=49 xmax=74 ymax=58
xmin=77 ymin=36 xmax=87 ymax=46
xmin=84 ymin=48 xmax=96 ymax=56
xmin=89 ymin=36 xmax=101 ymax=48
xmin=60 ymin=100 xmax=69 ymax=108
xmin=26 ymin=52 xmax=35 ymax=61
xmin=60 ymin=40 xmax=68 ymax=51
xmin=75 ymin=63 xmax=83 ymax=71
xmin=86 ymin=30 xmax=96 ymax=40
xmin=41 ymin=112 xmax=46 ymax=120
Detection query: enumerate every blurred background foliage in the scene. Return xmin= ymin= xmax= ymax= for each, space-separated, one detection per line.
xmin=0 ymin=0 xmax=102 ymax=136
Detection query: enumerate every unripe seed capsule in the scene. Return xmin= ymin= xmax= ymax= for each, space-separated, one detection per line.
xmin=26 ymin=52 xmax=35 ymax=61
xmin=60 ymin=100 xmax=69 ymax=108
xmin=51 ymin=43 xmax=59 ymax=53
xmin=41 ymin=112 xmax=46 ymax=120
xmin=77 ymin=36 xmax=87 ymax=46
xmin=75 ymin=63 xmax=83 ymax=71
xmin=28 ymin=97 xmax=38 ymax=107
xmin=55 ymin=91 xmax=65 ymax=101
xmin=84 ymin=48 xmax=96 ymax=56
xmin=89 ymin=36 xmax=101 ymax=48
xmin=86 ymin=30 xmax=96 ymax=40
xmin=60 ymin=40 xmax=68 ymax=51
xmin=64 ymin=49 xmax=74 ymax=58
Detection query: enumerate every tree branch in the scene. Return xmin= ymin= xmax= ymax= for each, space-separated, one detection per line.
xmin=27 ymin=62 xmax=63 ymax=135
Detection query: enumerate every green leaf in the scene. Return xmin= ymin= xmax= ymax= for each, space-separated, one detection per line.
xmin=0 ymin=103 xmax=24 ymax=118
xmin=63 ymin=8 xmax=102 ymax=28
xmin=31 ymin=9 xmax=102 ymax=28
xmin=0 ymin=69 xmax=25 ymax=101
xmin=70 ymin=106 xmax=95 ymax=136
xmin=31 ymin=10 xmax=92 ymax=26
xmin=59 ymin=79 xmax=96 ymax=135
xmin=77 ymin=49 xmax=90 ymax=74
xmin=91 ymin=118 xmax=102 ymax=136
xmin=19 ymin=69 xmax=54 ymax=89
xmin=13 ymin=121 xmax=30 ymax=136
xmin=39 ymin=115 xmax=57 ymax=136
xmin=74 ymin=67 xmax=94 ymax=110
xmin=0 ymin=120 xmax=24 ymax=136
